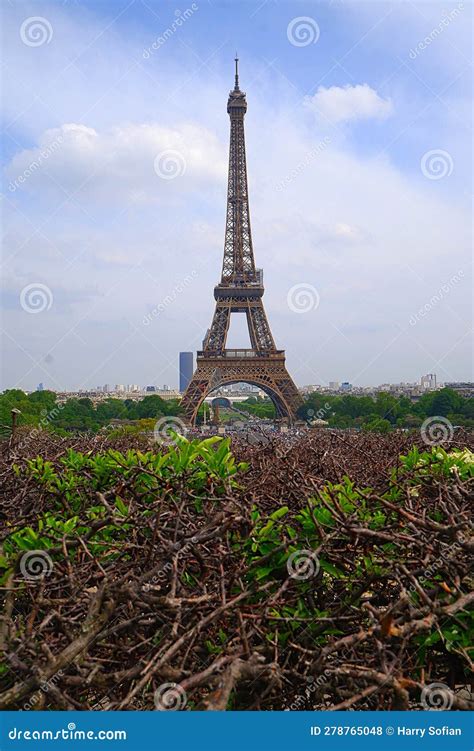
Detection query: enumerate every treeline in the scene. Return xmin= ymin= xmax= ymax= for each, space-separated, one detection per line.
xmin=297 ymin=387 xmax=474 ymax=431
xmin=0 ymin=390 xmax=181 ymax=434
xmin=230 ymin=397 xmax=276 ymax=420
xmin=0 ymin=387 xmax=472 ymax=435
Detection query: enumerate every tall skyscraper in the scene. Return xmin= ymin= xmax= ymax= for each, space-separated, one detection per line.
xmin=179 ymin=352 xmax=193 ymax=393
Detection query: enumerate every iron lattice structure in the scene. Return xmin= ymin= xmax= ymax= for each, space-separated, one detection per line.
xmin=181 ymin=59 xmax=302 ymax=424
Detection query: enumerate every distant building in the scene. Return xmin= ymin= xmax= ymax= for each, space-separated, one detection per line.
xmin=155 ymin=389 xmax=181 ymax=400
xmin=421 ymin=373 xmax=437 ymax=390
xmin=444 ymin=382 xmax=474 ymax=397
xmin=300 ymin=384 xmax=324 ymax=393
xmin=179 ymin=352 xmax=194 ymax=393
xmin=36 ymin=382 xmax=44 ymax=391
xmin=329 ymin=381 xmax=339 ymax=390
xmin=115 ymin=384 xmax=125 ymax=393
xmin=340 ymin=382 xmax=352 ymax=391
xmin=145 ymin=385 xmax=156 ymax=392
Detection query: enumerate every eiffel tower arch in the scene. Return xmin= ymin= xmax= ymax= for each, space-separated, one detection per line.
xmin=181 ymin=58 xmax=302 ymax=425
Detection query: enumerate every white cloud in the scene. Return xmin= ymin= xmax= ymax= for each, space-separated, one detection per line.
xmin=0 ymin=2 xmax=470 ymax=390
xmin=5 ymin=122 xmax=227 ymax=204
xmin=3 ymin=106 xmax=470 ymax=389
xmin=305 ymin=84 xmax=394 ymax=124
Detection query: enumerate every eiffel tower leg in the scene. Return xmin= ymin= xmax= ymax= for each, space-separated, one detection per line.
xmin=180 ymin=355 xmax=303 ymax=426
xmin=180 ymin=367 xmax=213 ymax=425
xmin=246 ymin=302 xmax=276 ymax=351
xmin=204 ymin=305 xmax=230 ymax=351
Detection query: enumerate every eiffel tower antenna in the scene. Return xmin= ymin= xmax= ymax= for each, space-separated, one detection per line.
xmin=180 ymin=60 xmax=302 ymax=425
xmin=234 ymin=52 xmax=239 ymax=90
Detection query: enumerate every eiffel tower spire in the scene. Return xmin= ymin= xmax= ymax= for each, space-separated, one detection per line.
xmin=180 ymin=60 xmax=302 ymax=425
xmin=220 ymin=54 xmax=256 ymax=285
xmin=234 ymin=53 xmax=239 ymax=91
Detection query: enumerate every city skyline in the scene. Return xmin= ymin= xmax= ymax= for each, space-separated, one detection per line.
xmin=1 ymin=1 xmax=472 ymax=392
xmin=29 ymin=372 xmax=464 ymax=396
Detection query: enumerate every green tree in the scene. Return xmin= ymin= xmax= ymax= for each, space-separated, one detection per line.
xmin=363 ymin=417 xmax=391 ymax=433
xmin=374 ymin=393 xmax=399 ymax=423
xmin=134 ymin=395 xmax=168 ymax=419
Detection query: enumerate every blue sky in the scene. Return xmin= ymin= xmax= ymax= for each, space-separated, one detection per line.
xmin=1 ymin=0 xmax=472 ymax=391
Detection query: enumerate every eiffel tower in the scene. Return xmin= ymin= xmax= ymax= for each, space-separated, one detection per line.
xmin=181 ymin=58 xmax=302 ymax=425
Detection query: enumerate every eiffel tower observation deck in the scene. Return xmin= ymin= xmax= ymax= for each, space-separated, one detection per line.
xmin=180 ymin=59 xmax=302 ymax=425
